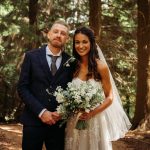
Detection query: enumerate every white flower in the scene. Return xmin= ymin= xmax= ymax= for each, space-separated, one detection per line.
xmin=55 ymin=93 xmax=65 ymax=103
xmin=63 ymin=57 xmax=75 ymax=67
xmin=85 ymin=109 xmax=90 ymax=113
xmin=54 ymin=81 xmax=104 ymax=127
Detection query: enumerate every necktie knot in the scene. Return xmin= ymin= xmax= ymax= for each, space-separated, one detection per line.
xmin=50 ymin=55 xmax=59 ymax=63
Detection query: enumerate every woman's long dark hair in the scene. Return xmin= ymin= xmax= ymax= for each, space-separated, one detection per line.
xmin=73 ymin=26 xmax=101 ymax=81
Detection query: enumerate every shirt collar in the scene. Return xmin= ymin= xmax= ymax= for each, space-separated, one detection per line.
xmin=46 ymin=45 xmax=62 ymax=56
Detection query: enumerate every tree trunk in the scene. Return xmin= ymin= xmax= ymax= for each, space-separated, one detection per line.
xmin=29 ymin=0 xmax=38 ymax=26
xmin=132 ymin=0 xmax=150 ymax=130
xmin=89 ymin=0 xmax=101 ymax=43
xmin=28 ymin=0 xmax=39 ymax=49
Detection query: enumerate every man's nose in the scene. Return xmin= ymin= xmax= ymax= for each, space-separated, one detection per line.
xmin=56 ymin=32 xmax=61 ymax=37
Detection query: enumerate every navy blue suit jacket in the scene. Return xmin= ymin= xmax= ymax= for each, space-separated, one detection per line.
xmin=17 ymin=45 xmax=74 ymax=126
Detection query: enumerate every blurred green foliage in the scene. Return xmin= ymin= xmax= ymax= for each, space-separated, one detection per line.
xmin=0 ymin=0 xmax=137 ymax=121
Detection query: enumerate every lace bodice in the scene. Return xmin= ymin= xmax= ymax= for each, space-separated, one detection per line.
xmin=72 ymin=77 xmax=103 ymax=89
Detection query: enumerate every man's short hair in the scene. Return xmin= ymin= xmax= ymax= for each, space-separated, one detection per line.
xmin=51 ymin=19 xmax=70 ymax=31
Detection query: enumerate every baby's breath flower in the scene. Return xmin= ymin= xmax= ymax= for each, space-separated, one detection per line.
xmin=54 ymin=81 xmax=104 ymax=129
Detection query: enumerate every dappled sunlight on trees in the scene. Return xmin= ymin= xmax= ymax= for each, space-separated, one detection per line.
xmin=0 ymin=0 xmax=138 ymax=127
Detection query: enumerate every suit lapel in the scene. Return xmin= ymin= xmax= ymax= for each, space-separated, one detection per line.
xmin=51 ymin=52 xmax=70 ymax=82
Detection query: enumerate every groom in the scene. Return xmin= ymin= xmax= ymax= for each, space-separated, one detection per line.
xmin=17 ymin=20 xmax=74 ymax=150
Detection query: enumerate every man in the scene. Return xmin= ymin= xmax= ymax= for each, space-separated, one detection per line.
xmin=17 ymin=20 xmax=74 ymax=150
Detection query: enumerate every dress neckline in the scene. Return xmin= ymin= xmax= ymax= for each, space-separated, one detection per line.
xmin=75 ymin=77 xmax=94 ymax=82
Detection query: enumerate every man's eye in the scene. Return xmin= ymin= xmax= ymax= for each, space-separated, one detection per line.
xmin=61 ymin=32 xmax=67 ymax=36
xmin=53 ymin=30 xmax=58 ymax=33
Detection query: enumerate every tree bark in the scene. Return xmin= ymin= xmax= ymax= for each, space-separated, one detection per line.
xmin=132 ymin=0 xmax=150 ymax=130
xmin=28 ymin=0 xmax=39 ymax=49
xmin=89 ymin=0 xmax=101 ymax=43
xmin=29 ymin=0 xmax=38 ymax=26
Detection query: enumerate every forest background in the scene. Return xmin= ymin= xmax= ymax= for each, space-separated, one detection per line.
xmin=0 ymin=0 xmax=150 ymax=131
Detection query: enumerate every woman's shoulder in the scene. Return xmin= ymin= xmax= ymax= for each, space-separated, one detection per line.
xmin=96 ymin=59 xmax=107 ymax=69
xmin=96 ymin=59 xmax=109 ymax=75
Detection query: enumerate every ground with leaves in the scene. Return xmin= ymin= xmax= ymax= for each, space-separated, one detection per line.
xmin=0 ymin=124 xmax=150 ymax=150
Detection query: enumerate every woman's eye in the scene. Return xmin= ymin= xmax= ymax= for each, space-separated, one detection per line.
xmin=83 ymin=41 xmax=88 ymax=44
xmin=75 ymin=41 xmax=80 ymax=44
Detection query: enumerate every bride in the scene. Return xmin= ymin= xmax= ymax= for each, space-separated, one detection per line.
xmin=65 ymin=26 xmax=131 ymax=150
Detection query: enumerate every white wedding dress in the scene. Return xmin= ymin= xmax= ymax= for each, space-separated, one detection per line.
xmin=65 ymin=78 xmax=131 ymax=150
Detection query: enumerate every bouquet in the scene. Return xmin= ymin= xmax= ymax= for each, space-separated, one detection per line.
xmin=54 ymin=81 xmax=104 ymax=130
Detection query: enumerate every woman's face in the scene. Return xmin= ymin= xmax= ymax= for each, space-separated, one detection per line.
xmin=74 ymin=33 xmax=91 ymax=57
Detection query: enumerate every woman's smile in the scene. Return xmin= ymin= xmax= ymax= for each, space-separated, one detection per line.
xmin=75 ymin=33 xmax=91 ymax=56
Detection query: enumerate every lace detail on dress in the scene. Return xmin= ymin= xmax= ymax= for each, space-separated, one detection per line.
xmin=65 ymin=113 xmax=112 ymax=150
xmin=65 ymin=78 xmax=131 ymax=150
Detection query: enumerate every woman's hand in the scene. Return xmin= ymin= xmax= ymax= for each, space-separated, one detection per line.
xmin=79 ymin=111 xmax=94 ymax=120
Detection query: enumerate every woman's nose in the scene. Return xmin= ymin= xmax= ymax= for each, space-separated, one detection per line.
xmin=79 ymin=43 xmax=83 ymax=48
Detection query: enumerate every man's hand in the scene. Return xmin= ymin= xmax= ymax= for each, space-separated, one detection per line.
xmin=40 ymin=110 xmax=56 ymax=125
xmin=51 ymin=111 xmax=61 ymax=122
xmin=40 ymin=110 xmax=61 ymax=125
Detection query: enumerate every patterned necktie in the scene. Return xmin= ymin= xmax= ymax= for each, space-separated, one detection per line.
xmin=50 ymin=55 xmax=59 ymax=75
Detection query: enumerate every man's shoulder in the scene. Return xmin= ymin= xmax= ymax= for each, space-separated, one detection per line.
xmin=25 ymin=45 xmax=46 ymax=56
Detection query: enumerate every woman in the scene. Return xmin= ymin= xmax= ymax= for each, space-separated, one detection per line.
xmin=65 ymin=26 xmax=131 ymax=150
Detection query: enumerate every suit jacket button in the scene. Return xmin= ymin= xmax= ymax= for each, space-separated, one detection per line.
xmin=48 ymin=99 xmax=51 ymax=102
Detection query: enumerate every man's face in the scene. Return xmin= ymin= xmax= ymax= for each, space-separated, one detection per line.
xmin=47 ymin=24 xmax=69 ymax=49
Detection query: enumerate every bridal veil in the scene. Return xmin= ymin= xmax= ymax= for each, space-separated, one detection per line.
xmin=97 ymin=45 xmax=131 ymax=141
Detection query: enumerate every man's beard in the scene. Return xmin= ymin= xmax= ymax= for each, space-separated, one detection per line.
xmin=50 ymin=40 xmax=63 ymax=49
